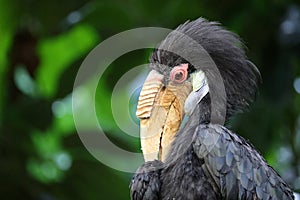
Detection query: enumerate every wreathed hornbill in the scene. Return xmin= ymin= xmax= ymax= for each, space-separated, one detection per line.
xmin=130 ymin=18 xmax=294 ymax=200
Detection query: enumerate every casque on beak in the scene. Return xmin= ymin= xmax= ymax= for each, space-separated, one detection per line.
xmin=136 ymin=69 xmax=192 ymax=162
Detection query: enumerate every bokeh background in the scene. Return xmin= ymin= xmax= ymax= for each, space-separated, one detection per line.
xmin=1 ymin=0 xmax=300 ymax=199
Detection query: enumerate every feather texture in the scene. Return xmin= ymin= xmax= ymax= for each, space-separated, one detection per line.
xmin=130 ymin=17 xmax=294 ymax=200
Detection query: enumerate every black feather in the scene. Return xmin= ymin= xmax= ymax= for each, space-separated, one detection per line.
xmin=130 ymin=17 xmax=294 ymax=200
xmin=150 ymin=18 xmax=261 ymax=120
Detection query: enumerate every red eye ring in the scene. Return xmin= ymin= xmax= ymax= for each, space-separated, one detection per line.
xmin=170 ymin=64 xmax=188 ymax=83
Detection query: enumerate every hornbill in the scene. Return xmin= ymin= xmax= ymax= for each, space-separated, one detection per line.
xmin=130 ymin=18 xmax=294 ymax=200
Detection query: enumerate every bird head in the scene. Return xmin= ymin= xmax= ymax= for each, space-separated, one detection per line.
xmin=136 ymin=18 xmax=261 ymax=162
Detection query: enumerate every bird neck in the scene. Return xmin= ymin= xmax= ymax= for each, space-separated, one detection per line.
xmin=189 ymin=93 xmax=236 ymax=125
xmin=188 ymin=94 xmax=211 ymax=126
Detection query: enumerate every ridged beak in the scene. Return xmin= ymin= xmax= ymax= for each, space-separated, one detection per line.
xmin=136 ymin=70 xmax=192 ymax=162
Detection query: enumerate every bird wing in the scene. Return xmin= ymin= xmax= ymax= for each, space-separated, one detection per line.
xmin=130 ymin=161 xmax=162 ymax=200
xmin=192 ymin=123 xmax=294 ymax=200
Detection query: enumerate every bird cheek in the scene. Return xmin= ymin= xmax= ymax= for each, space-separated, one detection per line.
xmin=184 ymin=83 xmax=209 ymax=116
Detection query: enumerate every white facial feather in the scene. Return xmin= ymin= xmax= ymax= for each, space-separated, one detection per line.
xmin=184 ymin=70 xmax=209 ymax=116
xmin=191 ymin=70 xmax=207 ymax=92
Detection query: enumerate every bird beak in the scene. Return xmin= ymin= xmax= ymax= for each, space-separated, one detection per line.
xmin=136 ymin=70 xmax=192 ymax=162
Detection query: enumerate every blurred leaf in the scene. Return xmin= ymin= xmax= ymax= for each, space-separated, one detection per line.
xmin=1 ymin=0 xmax=300 ymax=199
xmin=37 ymin=24 xmax=99 ymax=97
xmin=0 ymin=0 xmax=14 ymax=124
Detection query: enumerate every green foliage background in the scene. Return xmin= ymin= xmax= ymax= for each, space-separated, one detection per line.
xmin=0 ymin=0 xmax=300 ymax=199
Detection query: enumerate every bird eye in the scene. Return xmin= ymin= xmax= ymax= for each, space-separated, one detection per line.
xmin=175 ymin=72 xmax=183 ymax=80
xmin=170 ymin=64 xmax=188 ymax=83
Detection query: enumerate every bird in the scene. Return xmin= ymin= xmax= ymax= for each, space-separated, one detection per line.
xmin=130 ymin=18 xmax=294 ymax=200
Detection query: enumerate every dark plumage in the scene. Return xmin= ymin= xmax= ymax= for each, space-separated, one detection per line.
xmin=150 ymin=18 xmax=260 ymax=121
xmin=130 ymin=18 xmax=294 ymax=200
